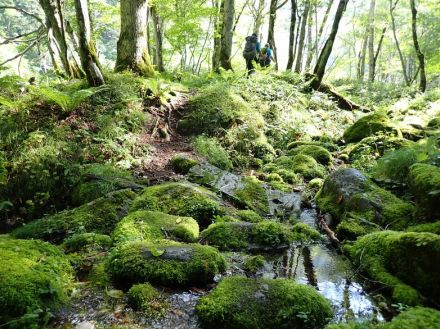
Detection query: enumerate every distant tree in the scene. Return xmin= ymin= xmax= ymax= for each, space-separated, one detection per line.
xmin=267 ymin=0 xmax=288 ymax=70
xmin=286 ymin=0 xmax=297 ymax=70
xmin=115 ymin=0 xmax=155 ymax=76
xmin=294 ymin=0 xmax=310 ymax=73
xmin=220 ymin=0 xmax=234 ymax=70
xmin=151 ymin=5 xmax=165 ymax=72
xmin=410 ymin=0 xmax=426 ymax=92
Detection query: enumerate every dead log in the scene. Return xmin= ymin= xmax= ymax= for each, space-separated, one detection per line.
xmin=318 ymin=214 xmax=341 ymax=247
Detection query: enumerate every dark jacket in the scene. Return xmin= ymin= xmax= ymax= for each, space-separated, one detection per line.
xmin=243 ymin=35 xmax=259 ymax=58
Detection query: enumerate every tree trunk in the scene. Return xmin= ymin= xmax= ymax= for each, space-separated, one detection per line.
xmin=286 ymin=0 xmax=297 ymax=70
xmin=115 ymin=0 xmax=155 ymax=77
xmin=304 ymin=3 xmax=314 ymax=72
xmin=39 ymin=0 xmax=83 ymax=78
xmin=357 ymin=30 xmax=368 ymax=81
xmin=212 ymin=0 xmax=223 ymax=72
xmin=74 ymin=0 xmax=104 ymax=86
xmin=410 ymin=0 xmax=426 ymax=92
xmin=316 ymin=0 xmax=333 ymax=53
xmin=367 ymin=0 xmax=376 ymax=82
xmin=251 ymin=0 xmax=266 ymax=35
xmin=294 ymin=0 xmax=310 ymax=73
xmin=372 ymin=25 xmax=387 ymax=81
xmin=389 ymin=0 xmax=410 ymax=86
xmin=311 ymin=0 xmax=349 ymax=89
xmin=267 ymin=0 xmax=283 ymax=70
xmin=151 ymin=5 xmax=164 ymax=72
xmin=220 ymin=0 xmax=234 ymax=70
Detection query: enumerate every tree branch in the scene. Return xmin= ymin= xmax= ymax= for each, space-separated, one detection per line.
xmin=276 ymin=0 xmax=288 ymax=10
xmin=0 ymin=40 xmax=38 ymax=67
xmin=0 ymin=6 xmax=45 ymax=27
xmin=0 ymin=29 xmax=39 ymax=46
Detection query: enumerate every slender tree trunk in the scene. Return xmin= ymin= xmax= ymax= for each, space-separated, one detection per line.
xmin=316 ymin=0 xmax=333 ymax=52
xmin=311 ymin=0 xmax=349 ymax=89
xmin=410 ymin=0 xmax=426 ymax=92
xmin=39 ymin=0 xmax=82 ymax=78
xmin=115 ymin=0 xmax=155 ymax=76
xmin=294 ymin=0 xmax=310 ymax=73
xmin=251 ymin=0 xmax=266 ymax=35
xmin=212 ymin=0 xmax=223 ymax=72
xmin=372 ymin=25 xmax=387 ymax=80
xmin=74 ymin=0 xmax=104 ymax=86
xmin=293 ymin=12 xmax=301 ymax=67
xmin=286 ymin=0 xmax=297 ymax=70
xmin=267 ymin=0 xmax=282 ymax=70
xmin=220 ymin=0 xmax=234 ymax=70
xmin=367 ymin=0 xmax=376 ymax=82
xmin=151 ymin=5 xmax=164 ymax=72
xmin=357 ymin=30 xmax=368 ymax=81
xmin=304 ymin=3 xmax=314 ymax=72
xmin=389 ymin=0 xmax=410 ymax=86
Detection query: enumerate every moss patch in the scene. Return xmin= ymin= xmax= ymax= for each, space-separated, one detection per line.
xmin=196 ymin=276 xmax=333 ymax=329
xmin=112 ymin=210 xmax=199 ymax=244
xmin=345 ymin=231 xmax=440 ymax=305
xmin=288 ymin=145 xmax=333 ymax=165
xmin=233 ymin=176 xmax=270 ymax=215
xmin=107 ymin=241 xmax=226 ymax=287
xmin=127 ymin=283 xmax=168 ymax=317
xmin=12 ymin=189 xmax=136 ymax=243
xmin=407 ymin=221 xmax=440 ymax=235
xmin=236 ymin=210 xmax=263 ymax=223
xmin=0 ymin=236 xmax=74 ymax=327
xmin=63 ymin=233 xmax=112 ymax=253
xmin=170 ymin=155 xmax=198 ymax=174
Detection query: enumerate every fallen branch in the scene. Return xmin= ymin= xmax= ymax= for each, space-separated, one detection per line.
xmin=318 ymin=214 xmax=341 ymax=247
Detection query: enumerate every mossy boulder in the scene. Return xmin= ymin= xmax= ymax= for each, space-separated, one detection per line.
xmin=201 ymin=221 xmax=294 ymax=251
xmin=170 ymin=154 xmax=198 ymax=174
xmin=236 ymin=210 xmax=263 ymax=223
xmin=288 ymin=145 xmax=333 ymax=165
xmin=196 ymin=276 xmax=333 ymax=329
xmin=345 ymin=231 xmax=440 ymax=305
xmin=264 ymin=155 xmax=325 ymax=181
xmin=244 ymin=255 xmax=266 ymax=274
xmin=112 ymin=210 xmax=199 ymax=244
xmin=343 ymin=112 xmax=401 ymax=143
xmin=0 ymin=236 xmax=74 ymax=327
xmin=316 ymin=168 xmax=414 ymax=240
xmin=233 ymin=176 xmax=270 ymax=214
xmin=287 ymin=140 xmax=338 ymax=152
xmin=127 ymin=283 xmax=168 ymax=317
xmin=63 ymin=233 xmax=112 ymax=253
xmin=407 ymin=221 xmax=440 ymax=234
xmin=12 ymin=189 xmax=137 ymax=243
xmin=107 ymin=241 xmax=226 ymax=287
xmin=130 ymin=182 xmax=226 ymax=228
xmin=291 ymin=223 xmax=322 ymax=243
xmin=408 ymin=163 xmax=440 ymax=219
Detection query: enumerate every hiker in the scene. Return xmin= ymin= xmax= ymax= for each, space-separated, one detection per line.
xmin=261 ymin=43 xmax=275 ymax=67
xmin=243 ymin=33 xmax=261 ymax=76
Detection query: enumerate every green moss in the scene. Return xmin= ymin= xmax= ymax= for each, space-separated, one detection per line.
xmin=233 ymin=176 xmax=269 ymax=215
xmin=244 ymin=255 xmax=265 ymax=274
xmin=287 ymin=140 xmax=338 ymax=152
xmin=343 ymin=112 xmax=401 ymax=143
xmin=170 ymin=155 xmax=198 ymax=174
xmin=308 ymin=178 xmax=324 ymax=190
xmin=130 ymin=182 xmax=225 ymax=228
xmin=107 ymin=241 xmax=226 ymax=287
xmin=63 ymin=233 xmax=112 ymax=253
xmin=288 ymin=145 xmax=333 ymax=165
xmin=407 ymin=221 xmax=440 ymax=234
xmin=265 ymin=173 xmax=283 ymax=182
xmin=0 ymin=236 xmax=74 ymax=327
xmin=236 ymin=210 xmax=263 ymax=223
xmin=127 ymin=283 xmax=168 ymax=317
xmin=112 ymin=211 xmax=199 ymax=244
xmin=345 ymin=231 xmax=440 ymax=305
xmin=382 ymin=307 xmax=440 ymax=329
xmin=12 ymin=189 xmax=136 ymax=243
xmin=193 ymin=136 xmax=232 ymax=170
xmin=196 ymin=276 xmax=333 ymax=329
xmin=291 ymin=154 xmax=326 ymax=179
xmin=408 ymin=163 xmax=440 ymax=219
xmin=291 ymin=223 xmax=322 ymax=243
xmin=201 ymin=221 xmax=294 ymax=251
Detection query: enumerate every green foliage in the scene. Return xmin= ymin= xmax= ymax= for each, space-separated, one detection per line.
xmin=0 ymin=236 xmax=73 ymax=328
xmin=127 ymin=283 xmax=168 ymax=317
xmin=107 ymin=241 xmax=226 ymax=287
xmin=12 ymin=189 xmax=136 ymax=243
xmin=243 ymin=255 xmax=265 ymax=274
xmin=235 ymin=210 xmax=263 ymax=223
xmin=193 ymin=136 xmax=232 ymax=170
xmin=407 ymin=221 xmax=440 ymax=235
xmin=112 ymin=210 xmax=199 ymax=244
xmin=382 ymin=307 xmax=440 ymax=329
xmin=196 ymin=276 xmax=333 ymax=329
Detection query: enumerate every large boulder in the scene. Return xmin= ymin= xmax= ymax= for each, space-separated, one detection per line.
xmin=316 ymin=168 xmax=414 ymax=240
xmin=0 ymin=236 xmax=74 ymax=327
xmin=408 ymin=163 xmax=440 ymax=219
xmin=107 ymin=241 xmax=226 ymax=287
xmin=196 ymin=276 xmax=333 ymax=329
xmin=343 ymin=112 xmax=401 ymax=143
xmin=345 ymin=231 xmax=440 ymax=305
xmin=12 ymin=189 xmax=137 ymax=243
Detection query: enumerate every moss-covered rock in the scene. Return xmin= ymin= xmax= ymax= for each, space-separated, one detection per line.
xmin=347 ymin=135 xmax=413 ymax=162
xmin=264 ymin=155 xmax=325 ymax=182
xmin=291 ymin=223 xmax=322 ymax=243
xmin=63 ymin=233 xmax=112 ymax=253
xmin=196 ymin=276 xmax=333 ymax=329
xmin=407 ymin=221 xmax=440 ymax=235
xmin=12 ymin=189 xmax=137 ymax=243
xmin=345 ymin=231 xmax=440 ymax=305
xmin=127 ymin=283 xmax=168 ymax=317
xmin=408 ymin=163 xmax=440 ymax=219
xmin=0 ymin=236 xmax=73 ymax=327
xmin=233 ymin=176 xmax=270 ymax=215
xmin=200 ymin=221 xmax=294 ymax=251
xmin=112 ymin=210 xmax=199 ymax=244
xmin=107 ymin=241 xmax=226 ymax=287
xmin=170 ymin=154 xmax=198 ymax=174
xmin=316 ymin=168 xmax=414 ymax=240
xmin=287 ymin=140 xmax=338 ymax=152
xmin=236 ymin=210 xmax=263 ymax=223
xmin=130 ymin=182 xmax=226 ymax=228
xmin=343 ymin=112 xmax=401 ymax=143
xmin=244 ymin=255 xmax=265 ymax=274
xmin=288 ymin=145 xmax=333 ymax=165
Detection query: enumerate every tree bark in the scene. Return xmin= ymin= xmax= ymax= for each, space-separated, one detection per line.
xmin=212 ymin=0 xmax=223 ymax=72
xmin=311 ymin=0 xmax=349 ymax=89
xmin=316 ymin=0 xmax=333 ymax=53
xmin=410 ymin=0 xmax=426 ymax=92
xmin=357 ymin=30 xmax=368 ymax=81
xmin=115 ymin=0 xmax=155 ymax=77
xmin=74 ymin=0 xmax=105 ymax=86
xmin=304 ymin=3 xmax=314 ymax=72
xmin=286 ymin=0 xmax=297 ymax=70
xmin=367 ymin=0 xmax=376 ymax=82
xmin=294 ymin=0 xmax=310 ymax=73
xmin=220 ymin=0 xmax=234 ymax=70
xmin=151 ymin=5 xmax=165 ymax=72
xmin=267 ymin=0 xmax=280 ymax=70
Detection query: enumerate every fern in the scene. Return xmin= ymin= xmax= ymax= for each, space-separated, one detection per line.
xmin=0 ymin=95 xmax=16 ymax=109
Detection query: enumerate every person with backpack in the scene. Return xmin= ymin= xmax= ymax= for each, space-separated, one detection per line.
xmin=243 ymin=33 xmax=261 ymax=76
xmin=261 ymin=43 xmax=275 ymax=67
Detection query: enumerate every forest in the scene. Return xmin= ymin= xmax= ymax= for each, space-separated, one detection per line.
xmin=0 ymin=0 xmax=439 ymax=328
